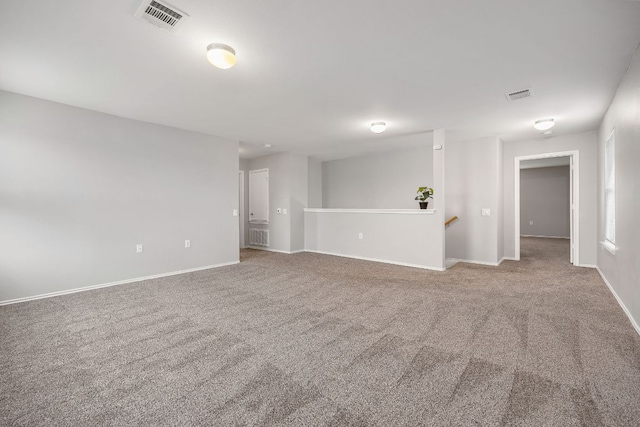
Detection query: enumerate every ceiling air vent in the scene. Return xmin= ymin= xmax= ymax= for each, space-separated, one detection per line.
xmin=134 ymin=0 xmax=189 ymax=32
xmin=505 ymin=88 xmax=534 ymax=101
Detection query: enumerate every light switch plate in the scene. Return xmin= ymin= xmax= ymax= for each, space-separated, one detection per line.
xmin=283 ymin=208 xmax=287 ymax=214
xmin=481 ymin=209 xmax=491 ymax=216
xmin=232 ymin=209 xmax=238 ymax=217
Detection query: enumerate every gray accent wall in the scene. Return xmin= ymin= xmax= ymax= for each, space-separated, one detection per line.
xmin=503 ymin=131 xmax=598 ymax=266
xmin=322 ymin=146 xmax=433 ymax=209
xmin=520 ymin=166 xmax=570 ymax=238
xmin=597 ymin=46 xmax=640 ymax=332
xmin=0 ymin=90 xmax=239 ymax=302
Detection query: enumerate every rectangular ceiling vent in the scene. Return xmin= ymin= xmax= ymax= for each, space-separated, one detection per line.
xmin=506 ymin=88 xmax=534 ymax=101
xmin=134 ymin=0 xmax=188 ymax=32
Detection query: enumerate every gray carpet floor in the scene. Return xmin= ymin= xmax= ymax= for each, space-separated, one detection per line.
xmin=1 ymin=237 xmax=639 ymax=426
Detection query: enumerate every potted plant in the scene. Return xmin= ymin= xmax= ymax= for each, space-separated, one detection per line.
xmin=414 ymin=186 xmax=434 ymax=209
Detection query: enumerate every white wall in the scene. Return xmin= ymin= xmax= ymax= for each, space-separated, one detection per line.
xmin=239 ymin=159 xmax=250 ymax=248
xmin=597 ymin=46 xmax=640 ymax=333
xmin=497 ymin=138 xmax=504 ymax=261
xmin=289 ymin=154 xmax=308 ymax=252
xmin=305 ymin=210 xmax=443 ymax=270
xmin=247 ymin=152 xmax=309 ymax=253
xmin=520 ymin=166 xmax=570 ymax=238
xmin=0 ymin=90 xmax=239 ymax=302
xmin=445 ymin=136 xmax=502 ymax=264
xmin=322 ymin=146 xmax=433 ymax=209
xmin=248 ymin=153 xmax=292 ymax=253
xmin=503 ymin=131 xmax=598 ymax=266
xmin=308 ymin=158 xmax=322 ymax=208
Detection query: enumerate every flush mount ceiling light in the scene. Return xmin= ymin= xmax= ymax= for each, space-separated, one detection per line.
xmin=370 ymin=122 xmax=386 ymax=134
xmin=533 ymin=118 xmax=555 ymax=131
xmin=206 ymin=43 xmax=236 ymax=69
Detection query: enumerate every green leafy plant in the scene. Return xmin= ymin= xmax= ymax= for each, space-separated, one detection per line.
xmin=414 ymin=186 xmax=434 ymax=201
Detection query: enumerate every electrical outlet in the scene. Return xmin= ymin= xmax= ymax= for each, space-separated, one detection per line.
xmin=185 ymin=240 xmax=191 ymax=248
xmin=481 ymin=209 xmax=491 ymax=216
xmin=232 ymin=209 xmax=238 ymax=217
xmin=283 ymin=208 xmax=287 ymax=214
xmin=136 ymin=244 xmax=143 ymax=253
xmin=529 ymin=220 xmax=534 ymax=225
xmin=358 ymin=232 xmax=363 ymax=240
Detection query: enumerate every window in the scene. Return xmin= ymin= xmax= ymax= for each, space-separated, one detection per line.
xmin=249 ymin=169 xmax=269 ymax=223
xmin=604 ymin=131 xmax=615 ymax=251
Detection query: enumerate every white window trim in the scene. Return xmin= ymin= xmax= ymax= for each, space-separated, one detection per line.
xmin=604 ymin=130 xmax=616 ymax=253
xmin=602 ymin=240 xmax=617 ymax=255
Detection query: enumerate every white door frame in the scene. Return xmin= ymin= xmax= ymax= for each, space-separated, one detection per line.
xmin=514 ymin=150 xmax=579 ymax=264
xmin=239 ymin=170 xmax=245 ymax=249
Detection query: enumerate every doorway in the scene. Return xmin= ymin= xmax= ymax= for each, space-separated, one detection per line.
xmin=239 ymin=170 xmax=245 ymax=249
xmin=514 ymin=151 xmax=579 ymax=265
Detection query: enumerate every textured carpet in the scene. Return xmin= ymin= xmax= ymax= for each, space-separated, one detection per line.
xmin=1 ymin=237 xmax=639 ymax=426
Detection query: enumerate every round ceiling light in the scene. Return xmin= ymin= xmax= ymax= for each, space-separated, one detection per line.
xmin=533 ymin=118 xmax=555 ymax=131
xmin=370 ymin=122 xmax=386 ymax=134
xmin=206 ymin=43 xmax=236 ymax=69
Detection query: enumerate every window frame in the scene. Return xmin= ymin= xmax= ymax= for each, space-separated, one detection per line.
xmin=603 ymin=130 xmax=616 ymax=254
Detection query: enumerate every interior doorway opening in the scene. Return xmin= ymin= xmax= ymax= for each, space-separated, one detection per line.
xmin=514 ymin=151 xmax=579 ymax=265
xmin=239 ymin=170 xmax=245 ymax=250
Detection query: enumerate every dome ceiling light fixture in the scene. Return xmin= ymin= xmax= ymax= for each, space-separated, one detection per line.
xmin=206 ymin=43 xmax=236 ymax=69
xmin=533 ymin=118 xmax=555 ymax=131
xmin=370 ymin=122 xmax=386 ymax=134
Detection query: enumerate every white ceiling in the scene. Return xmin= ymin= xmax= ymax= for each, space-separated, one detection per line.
xmin=2 ymin=0 xmax=640 ymax=161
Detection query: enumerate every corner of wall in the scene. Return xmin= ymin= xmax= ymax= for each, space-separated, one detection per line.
xmin=595 ymin=42 xmax=640 ymax=335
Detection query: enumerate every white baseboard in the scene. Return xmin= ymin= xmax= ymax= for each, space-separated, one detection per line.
xmin=304 ymin=249 xmax=445 ymax=271
xmin=575 ymin=264 xmax=597 ymax=268
xmin=246 ymin=246 xmax=303 ymax=255
xmin=596 ymin=266 xmax=640 ymax=337
xmin=449 ymin=258 xmax=503 ymax=267
xmin=445 ymin=258 xmax=460 ymax=268
xmin=520 ymin=235 xmax=570 ymax=239
xmin=0 ymin=261 xmax=239 ymax=306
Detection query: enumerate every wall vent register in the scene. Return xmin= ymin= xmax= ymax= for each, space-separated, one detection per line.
xmin=249 ymin=229 xmax=269 ymax=247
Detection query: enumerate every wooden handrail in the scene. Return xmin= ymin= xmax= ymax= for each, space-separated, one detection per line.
xmin=445 ymin=216 xmax=459 ymax=227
